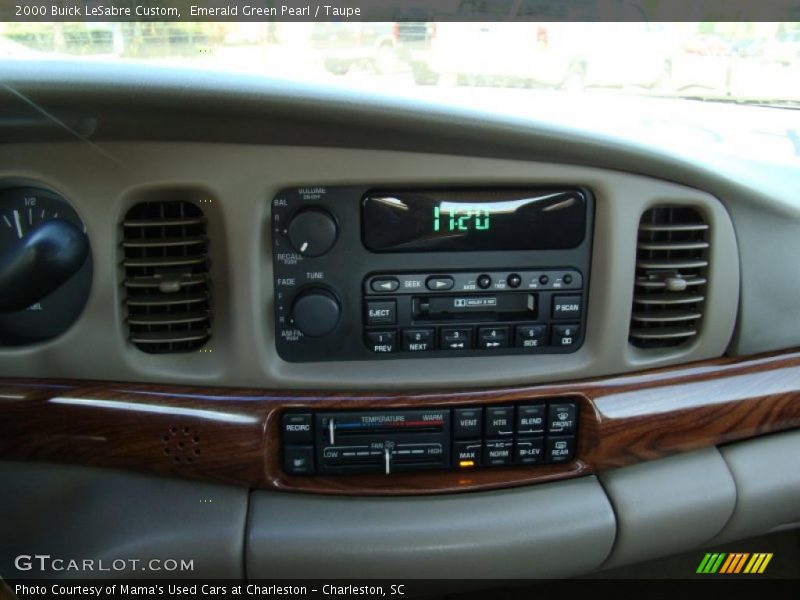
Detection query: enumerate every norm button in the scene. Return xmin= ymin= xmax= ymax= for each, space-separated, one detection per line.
xmin=403 ymin=329 xmax=434 ymax=352
xmin=426 ymin=276 xmax=454 ymax=291
xmin=370 ymin=278 xmax=400 ymax=293
xmin=366 ymin=301 xmax=396 ymax=325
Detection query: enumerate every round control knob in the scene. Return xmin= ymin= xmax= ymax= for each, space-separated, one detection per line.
xmin=287 ymin=208 xmax=337 ymax=257
xmin=291 ymin=288 xmax=341 ymax=337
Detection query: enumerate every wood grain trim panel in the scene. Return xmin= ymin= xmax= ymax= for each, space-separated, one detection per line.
xmin=1 ymin=349 xmax=799 ymax=495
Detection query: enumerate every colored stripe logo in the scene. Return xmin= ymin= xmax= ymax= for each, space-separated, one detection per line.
xmin=697 ymin=552 xmax=773 ymax=574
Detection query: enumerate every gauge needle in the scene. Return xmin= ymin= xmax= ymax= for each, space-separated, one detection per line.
xmin=13 ymin=210 xmax=23 ymax=239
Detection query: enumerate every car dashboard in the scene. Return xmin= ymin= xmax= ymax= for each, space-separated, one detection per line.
xmin=1 ymin=61 xmax=799 ymax=583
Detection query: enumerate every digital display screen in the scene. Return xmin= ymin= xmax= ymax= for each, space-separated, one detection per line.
xmin=362 ymin=189 xmax=587 ymax=252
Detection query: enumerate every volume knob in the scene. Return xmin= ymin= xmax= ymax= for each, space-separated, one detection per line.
xmin=287 ymin=208 xmax=337 ymax=257
xmin=291 ymin=288 xmax=341 ymax=337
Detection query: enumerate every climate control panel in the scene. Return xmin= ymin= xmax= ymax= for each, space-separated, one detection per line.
xmin=281 ymin=401 xmax=579 ymax=476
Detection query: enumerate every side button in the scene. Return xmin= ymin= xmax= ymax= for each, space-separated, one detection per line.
xmin=284 ymin=445 xmax=314 ymax=475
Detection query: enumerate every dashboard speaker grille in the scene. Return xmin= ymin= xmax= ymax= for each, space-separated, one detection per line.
xmin=630 ymin=206 xmax=709 ymax=348
xmin=122 ymin=201 xmax=211 ymax=353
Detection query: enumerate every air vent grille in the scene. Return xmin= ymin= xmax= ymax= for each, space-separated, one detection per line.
xmin=122 ymin=201 xmax=210 ymax=353
xmin=630 ymin=206 xmax=709 ymax=348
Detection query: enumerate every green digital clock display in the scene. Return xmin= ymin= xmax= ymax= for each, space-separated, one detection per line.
xmin=433 ymin=206 xmax=490 ymax=232
xmin=362 ymin=189 xmax=587 ymax=252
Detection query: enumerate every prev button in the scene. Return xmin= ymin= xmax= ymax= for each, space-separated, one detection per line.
xmin=365 ymin=330 xmax=397 ymax=353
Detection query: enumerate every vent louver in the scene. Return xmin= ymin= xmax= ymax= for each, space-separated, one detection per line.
xmin=630 ymin=206 xmax=709 ymax=348
xmin=122 ymin=201 xmax=211 ymax=353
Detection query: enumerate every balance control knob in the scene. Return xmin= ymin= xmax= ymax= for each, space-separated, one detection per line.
xmin=291 ymin=288 xmax=341 ymax=337
xmin=287 ymin=208 xmax=337 ymax=257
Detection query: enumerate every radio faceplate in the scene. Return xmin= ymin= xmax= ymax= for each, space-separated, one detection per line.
xmin=271 ymin=187 xmax=594 ymax=362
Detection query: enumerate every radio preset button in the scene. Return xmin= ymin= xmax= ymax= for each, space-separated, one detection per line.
xmin=515 ymin=437 xmax=544 ymax=465
xmin=552 ymin=324 xmax=580 ymax=346
xmin=454 ymin=407 xmax=483 ymax=439
xmin=477 ymin=274 xmax=492 ymax=289
xmin=403 ymin=328 xmax=434 ymax=351
xmin=365 ymin=330 xmax=397 ymax=353
xmin=552 ymin=295 xmax=582 ymax=319
xmin=515 ymin=324 xmax=546 ymax=348
xmin=485 ymin=406 xmax=514 ymax=437
xmin=440 ymin=327 xmax=472 ymax=350
xmin=478 ymin=326 xmax=509 ymax=349
xmin=370 ymin=278 xmax=400 ymax=293
xmin=365 ymin=301 xmax=396 ymax=325
xmin=483 ymin=439 xmax=514 ymax=466
xmin=426 ymin=276 xmax=454 ymax=291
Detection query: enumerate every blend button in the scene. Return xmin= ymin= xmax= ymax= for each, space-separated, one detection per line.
xmin=403 ymin=329 xmax=434 ymax=352
xmin=516 ymin=404 xmax=546 ymax=435
xmin=370 ymin=278 xmax=400 ymax=293
xmin=426 ymin=276 xmax=454 ymax=291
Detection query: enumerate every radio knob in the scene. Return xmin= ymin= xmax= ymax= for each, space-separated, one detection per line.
xmin=291 ymin=288 xmax=341 ymax=337
xmin=287 ymin=208 xmax=338 ymax=257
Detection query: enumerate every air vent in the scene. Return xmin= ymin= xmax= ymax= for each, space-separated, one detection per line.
xmin=122 ymin=201 xmax=211 ymax=353
xmin=630 ymin=206 xmax=709 ymax=348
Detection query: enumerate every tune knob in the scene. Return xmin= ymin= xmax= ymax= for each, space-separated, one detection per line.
xmin=291 ymin=288 xmax=341 ymax=337
xmin=287 ymin=208 xmax=338 ymax=257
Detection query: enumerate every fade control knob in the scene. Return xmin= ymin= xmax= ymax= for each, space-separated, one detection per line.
xmin=291 ymin=288 xmax=341 ymax=337
xmin=287 ymin=208 xmax=338 ymax=257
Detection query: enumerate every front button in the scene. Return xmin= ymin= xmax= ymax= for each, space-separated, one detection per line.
xmin=515 ymin=437 xmax=544 ymax=465
xmin=485 ymin=406 xmax=514 ymax=437
xmin=516 ymin=404 xmax=546 ymax=435
xmin=552 ymin=324 xmax=580 ymax=346
xmin=426 ymin=276 xmax=454 ymax=291
xmin=403 ymin=328 xmax=434 ymax=351
xmin=478 ymin=326 xmax=509 ymax=349
xmin=515 ymin=325 xmax=546 ymax=348
xmin=283 ymin=445 xmax=314 ymax=474
xmin=440 ymin=327 xmax=472 ymax=350
xmin=365 ymin=301 xmax=396 ymax=325
xmin=483 ymin=439 xmax=514 ymax=466
xmin=454 ymin=407 xmax=482 ymax=439
xmin=365 ymin=330 xmax=397 ymax=353
xmin=370 ymin=278 xmax=400 ymax=293
xmin=546 ymin=436 xmax=575 ymax=463
xmin=281 ymin=413 xmax=313 ymax=443
xmin=547 ymin=402 xmax=577 ymax=434
xmin=552 ymin=295 xmax=582 ymax=319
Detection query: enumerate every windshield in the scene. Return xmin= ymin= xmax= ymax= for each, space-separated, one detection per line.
xmin=1 ymin=21 xmax=799 ymax=107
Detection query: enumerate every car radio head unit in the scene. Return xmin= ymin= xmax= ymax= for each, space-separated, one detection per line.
xmin=271 ymin=186 xmax=593 ymax=362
